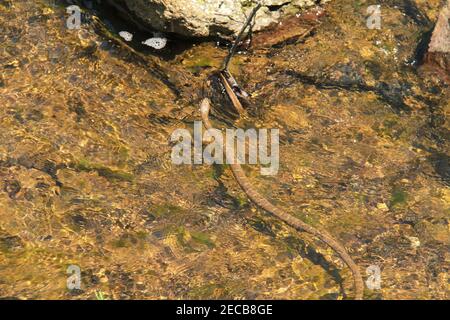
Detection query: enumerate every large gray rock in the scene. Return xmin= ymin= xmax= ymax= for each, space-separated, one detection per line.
xmin=428 ymin=0 xmax=450 ymax=53
xmin=425 ymin=0 xmax=450 ymax=78
xmin=121 ymin=0 xmax=326 ymax=38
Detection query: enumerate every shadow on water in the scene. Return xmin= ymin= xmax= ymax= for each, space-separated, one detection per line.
xmin=284 ymin=236 xmax=346 ymax=299
xmin=208 ymin=162 xmax=347 ymax=299
xmin=244 ymin=215 xmax=347 ymax=299
xmin=59 ymin=0 xmax=198 ymax=60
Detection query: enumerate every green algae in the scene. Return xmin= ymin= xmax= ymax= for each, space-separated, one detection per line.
xmin=74 ymin=159 xmax=134 ymax=182
xmin=191 ymin=231 xmax=215 ymax=248
xmin=390 ymin=189 xmax=408 ymax=208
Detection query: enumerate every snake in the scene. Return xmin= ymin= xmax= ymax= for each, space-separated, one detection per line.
xmin=200 ymin=95 xmax=364 ymax=300
xmin=196 ymin=2 xmax=364 ymax=299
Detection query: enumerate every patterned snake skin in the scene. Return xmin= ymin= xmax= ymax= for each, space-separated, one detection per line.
xmin=200 ymin=98 xmax=364 ymax=300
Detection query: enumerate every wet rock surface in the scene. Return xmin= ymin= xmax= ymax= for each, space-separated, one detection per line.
xmin=0 ymin=0 xmax=448 ymax=299
xmin=120 ymin=0 xmax=327 ymax=38
xmin=428 ymin=1 xmax=450 ymax=53
xmin=424 ymin=0 xmax=450 ymax=79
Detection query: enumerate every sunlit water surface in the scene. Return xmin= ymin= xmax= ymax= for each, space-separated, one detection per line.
xmin=0 ymin=0 xmax=448 ymax=299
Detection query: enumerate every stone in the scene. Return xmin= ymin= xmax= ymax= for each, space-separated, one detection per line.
xmin=424 ymin=1 xmax=450 ymax=79
xmin=119 ymin=0 xmax=327 ymax=38
xmin=428 ymin=1 xmax=450 ymax=54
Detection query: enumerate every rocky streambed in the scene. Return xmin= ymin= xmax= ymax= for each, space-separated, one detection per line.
xmin=0 ymin=0 xmax=448 ymax=300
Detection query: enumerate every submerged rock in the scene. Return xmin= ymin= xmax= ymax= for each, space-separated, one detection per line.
xmin=119 ymin=0 xmax=328 ymax=38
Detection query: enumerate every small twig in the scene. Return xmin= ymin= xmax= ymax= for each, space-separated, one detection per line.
xmin=219 ymin=72 xmax=247 ymax=114
xmin=221 ymin=3 xmax=262 ymax=71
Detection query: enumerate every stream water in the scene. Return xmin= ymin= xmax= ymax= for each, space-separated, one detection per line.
xmin=0 ymin=0 xmax=448 ymax=299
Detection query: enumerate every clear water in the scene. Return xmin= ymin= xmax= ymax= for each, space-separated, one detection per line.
xmin=0 ymin=0 xmax=448 ymax=299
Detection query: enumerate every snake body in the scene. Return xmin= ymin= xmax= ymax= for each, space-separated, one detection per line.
xmin=200 ymin=98 xmax=364 ymax=300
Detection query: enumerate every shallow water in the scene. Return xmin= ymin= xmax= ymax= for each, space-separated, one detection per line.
xmin=0 ymin=0 xmax=448 ymax=299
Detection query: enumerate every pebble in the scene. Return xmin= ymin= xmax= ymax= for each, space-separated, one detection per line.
xmin=377 ymin=203 xmax=389 ymax=212
xmin=406 ymin=236 xmax=421 ymax=249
